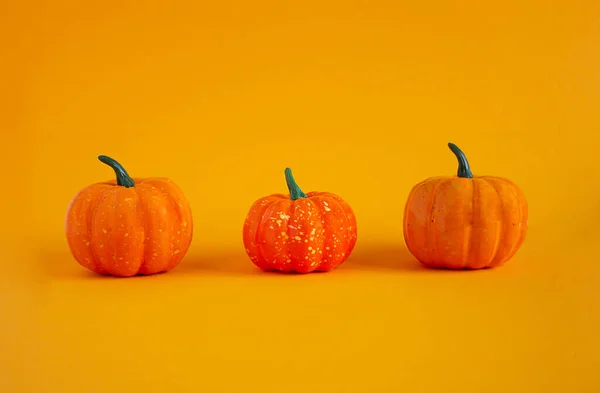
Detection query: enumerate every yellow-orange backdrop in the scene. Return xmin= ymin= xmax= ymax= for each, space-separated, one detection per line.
xmin=2 ymin=1 xmax=600 ymax=392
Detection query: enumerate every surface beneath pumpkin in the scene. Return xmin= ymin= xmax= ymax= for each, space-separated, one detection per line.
xmin=7 ymin=231 xmax=598 ymax=393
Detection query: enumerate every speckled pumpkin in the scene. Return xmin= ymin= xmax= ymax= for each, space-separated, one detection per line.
xmin=403 ymin=143 xmax=528 ymax=269
xmin=65 ymin=155 xmax=193 ymax=277
xmin=243 ymin=168 xmax=357 ymax=273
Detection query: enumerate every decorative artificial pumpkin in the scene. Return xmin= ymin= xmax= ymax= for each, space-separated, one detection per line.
xmin=403 ymin=143 xmax=528 ymax=269
xmin=65 ymin=155 xmax=193 ymax=277
xmin=243 ymin=168 xmax=357 ymax=273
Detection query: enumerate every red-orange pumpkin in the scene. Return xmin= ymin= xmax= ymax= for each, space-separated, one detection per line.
xmin=403 ymin=143 xmax=528 ymax=269
xmin=65 ymin=155 xmax=193 ymax=277
xmin=243 ymin=168 xmax=357 ymax=273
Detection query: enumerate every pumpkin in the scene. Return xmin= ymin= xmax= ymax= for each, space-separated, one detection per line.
xmin=65 ymin=155 xmax=193 ymax=277
xmin=243 ymin=168 xmax=357 ymax=273
xmin=403 ymin=143 xmax=528 ymax=269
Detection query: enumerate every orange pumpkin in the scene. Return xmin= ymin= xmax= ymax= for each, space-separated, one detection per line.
xmin=403 ymin=143 xmax=528 ymax=269
xmin=243 ymin=168 xmax=357 ymax=273
xmin=65 ymin=155 xmax=193 ymax=277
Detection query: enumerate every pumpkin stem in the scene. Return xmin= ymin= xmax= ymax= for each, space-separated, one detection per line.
xmin=98 ymin=155 xmax=136 ymax=188
xmin=448 ymin=143 xmax=474 ymax=178
xmin=285 ymin=168 xmax=307 ymax=200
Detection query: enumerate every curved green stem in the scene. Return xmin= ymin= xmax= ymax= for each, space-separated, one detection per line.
xmin=284 ymin=168 xmax=307 ymax=200
xmin=98 ymin=155 xmax=136 ymax=187
xmin=448 ymin=143 xmax=473 ymax=178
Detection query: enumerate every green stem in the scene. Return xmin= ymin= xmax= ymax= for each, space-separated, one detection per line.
xmin=284 ymin=168 xmax=307 ymax=200
xmin=98 ymin=155 xmax=136 ymax=187
xmin=447 ymin=143 xmax=473 ymax=178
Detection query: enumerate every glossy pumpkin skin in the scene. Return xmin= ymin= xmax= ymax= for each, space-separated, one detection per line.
xmin=243 ymin=169 xmax=357 ymax=273
xmin=403 ymin=143 xmax=528 ymax=269
xmin=65 ymin=156 xmax=193 ymax=277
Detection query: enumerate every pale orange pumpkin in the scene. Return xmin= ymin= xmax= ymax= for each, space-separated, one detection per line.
xmin=65 ymin=156 xmax=193 ymax=277
xmin=403 ymin=143 xmax=528 ymax=269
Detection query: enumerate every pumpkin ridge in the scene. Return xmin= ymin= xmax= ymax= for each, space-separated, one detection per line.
xmin=66 ymin=186 xmax=105 ymax=274
xmin=513 ymin=188 xmax=528 ymax=259
xmin=110 ymin=188 xmax=120 ymax=271
xmin=462 ymin=179 xmax=478 ymax=268
xmin=482 ymin=177 xmax=504 ymax=267
xmin=492 ymin=177 xmax=526 ymax=265
xmin=259 ymin=198 xmax=293 ymax=271
xmin=160 ymin=182 xmax=184 ymax=271
xmin=313 ymin=198 xmax=329 ymax=270
xmin=301 ymin=197 xmax=320 ymax=269
xmin=88 ymin=186 xmax=112 ymax=274
xmin=134 ymin=185 xmax=150 ymax=275
xmin=306 ymin=196 xmax=328 ymax=270
xmin=426 ymin=179 xmax=446 ymax=265
xmin=314 ymin=195 xmax=342 ymax=270
xmin=327 ymin=196 xmax=353 ymax=267
xmin=289 ymin=199 xmax=309 ymax=272
xmin=172 ymin=181 xmax=194 ymax=269
xmin=255 ymin=199 xmax=283 ymax=269
xmin=242 ymin=197 xmax=276 ymax=270
xmin=500 ymin=180 xmax=521 ymax=262
xmin=132 ymin=188 xmax=150 ymax=275
xmin=276 ymin=201 xmax=292 ymax=272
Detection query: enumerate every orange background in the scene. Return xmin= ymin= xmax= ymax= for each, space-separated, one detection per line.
xmin=2 ymin=1 xmax=600 ymax=392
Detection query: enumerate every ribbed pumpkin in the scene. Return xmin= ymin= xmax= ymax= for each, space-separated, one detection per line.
xmin=243 ymin=168 xmax=357 ymax=273
xmin=403 ymin=143 xmax=528 ymax=269
xmin=65 ymin=156 xmax=193 ymax=277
